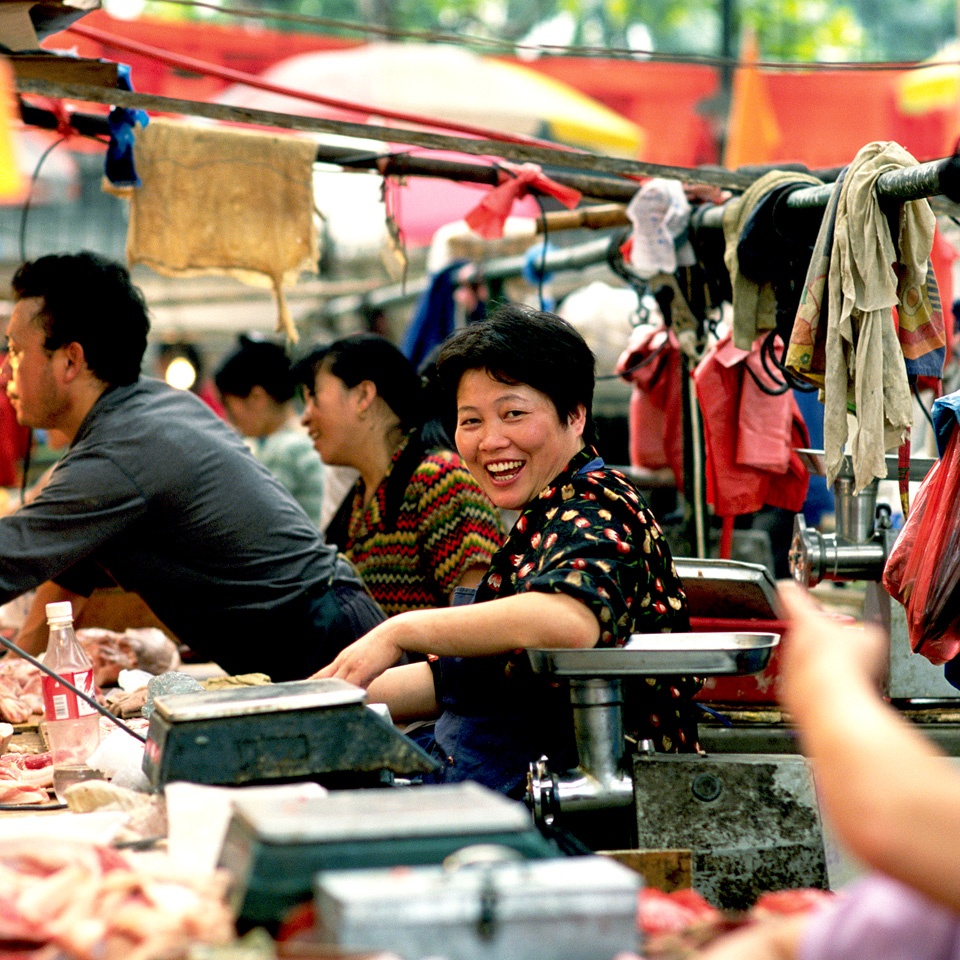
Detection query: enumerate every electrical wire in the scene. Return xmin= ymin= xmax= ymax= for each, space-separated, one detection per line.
xmin=67 ymin=21 xmax=583 ymax=156
xmin=18 ymin=135 xmax=68 ymax=264
xmin=0 ymin=634 xmax=147 ymax=744
xmin=133 ymin=0 xmax=950 ymax=73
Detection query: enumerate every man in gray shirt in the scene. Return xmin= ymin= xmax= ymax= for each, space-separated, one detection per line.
xmin=2 ymin=252 xmax=383 ymax=681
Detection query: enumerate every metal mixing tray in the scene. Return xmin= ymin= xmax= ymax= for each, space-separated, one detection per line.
xmin=527 ymin=632 xmax=779 ymax=678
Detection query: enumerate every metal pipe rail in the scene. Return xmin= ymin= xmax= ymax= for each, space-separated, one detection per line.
xmin=696 ymin=152 xmax=960 ymax=228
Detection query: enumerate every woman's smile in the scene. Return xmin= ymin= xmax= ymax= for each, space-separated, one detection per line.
xmin=455 ymin=369 xmax=585 ymax=511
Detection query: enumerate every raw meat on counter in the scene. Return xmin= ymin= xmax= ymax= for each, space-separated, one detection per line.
xmin=0 ymin=628 xmax=180 ymax=724
xmin=78 ymin=628 xmax=181 ymax=687
xmin=638 ymin=886 xmax=835 ymax=959
xmin=0 ymin=837 xmax=234 ymax=959
xmin=0 ymin=657 xmax=43 ymax=724
xmin=0 ymin=751 xmax=53 ymax=805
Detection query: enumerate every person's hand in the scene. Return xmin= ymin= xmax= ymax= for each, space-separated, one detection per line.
xmin=777 ymin=581 xmax=888 ymax=718
xmin=310 ymin=623 xmax=403 ymax=688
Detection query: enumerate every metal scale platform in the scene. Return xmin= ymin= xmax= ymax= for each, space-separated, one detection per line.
xmin=142 ymin=678 xmax=438 ymax=789
xmin=526 ymin=632 xmax=829 ymax=909
xmin=218 ymin=781 xmax=559 ymax=928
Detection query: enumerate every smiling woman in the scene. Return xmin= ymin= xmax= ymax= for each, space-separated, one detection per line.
xmin=314 ymin=305 xmax=698 ymax=796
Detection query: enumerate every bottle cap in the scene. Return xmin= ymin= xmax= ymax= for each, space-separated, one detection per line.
xmin=45 ymin=600 xmax=74 ymax=622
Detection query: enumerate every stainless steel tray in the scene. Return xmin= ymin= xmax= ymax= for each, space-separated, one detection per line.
xmin=796 ymin=448 xmax=936 ymax=483
xmin=152 ymin=678 xmax=365 ymax=722
xmin=527 ymin=632 xmax=779 ymax=677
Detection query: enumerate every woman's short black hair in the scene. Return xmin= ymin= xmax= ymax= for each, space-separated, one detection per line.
xmin=292 ymin=333 xmax=424 ymax=429
xmin=214 ymin=335 xmax=295 ymax=403
xmin=435 ymin=303 xmax=596 ymax=441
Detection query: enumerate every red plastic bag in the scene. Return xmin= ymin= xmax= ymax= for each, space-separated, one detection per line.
xmin=883 ymin=428 xmax=960 ymax=664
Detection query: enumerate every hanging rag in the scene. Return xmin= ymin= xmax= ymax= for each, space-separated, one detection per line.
xmin=693 ymin=332 xmax=810 ymax=518
xmin=736 ymin=180 xmax=822 ymax=343
xmin=104 ymin=64 xmax=149 ymax=188
xmin=401 ymin=260 xmax=468 ymax=370
xmin=117 ymin=118 xmax=319 ymax=342
xmin=722 ymin=170 xmax=822 ymax=350
xmin=786 ymin=168 xmax=847 ymax=388
xmin=625 ymin=178 xmax=696 ymax=279
xmin=464 ymin=161 xmax=581 ymax=240
xmin=616 ymin=324 xmax=684 ymax=488
xmin=821 ymin=141 xmax=937 ymax=492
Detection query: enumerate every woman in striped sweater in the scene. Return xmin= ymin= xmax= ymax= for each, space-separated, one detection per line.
xmin=295 ymin=334 xmax=504 ymax=617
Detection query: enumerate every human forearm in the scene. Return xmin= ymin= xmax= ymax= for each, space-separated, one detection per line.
xmin=314 ymin=591 xmax=599 ymax=689
xmin=366 ymin=662 xmax=438 ymax=723
xmin=793 ymin=676 xmax=960 ymax=906
xmin=778 ymin=584 xmax=960 ymax=910
xmin=15 ymin=582 xmax=87 ymax=655
xmin=386 ymin=591 xmax=600 ymax=659
xmin=694 ymin=914 xmax=805 ymax=960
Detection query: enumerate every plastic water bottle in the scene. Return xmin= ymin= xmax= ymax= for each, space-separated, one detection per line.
xmin=41 ymin=601 xmax=102 ymax=801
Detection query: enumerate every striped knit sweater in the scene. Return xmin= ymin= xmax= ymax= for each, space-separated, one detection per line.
xmin=341 ymin=435 xmax=504 ymax=616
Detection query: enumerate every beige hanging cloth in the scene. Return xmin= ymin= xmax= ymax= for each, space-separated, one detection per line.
xmin=117 ymin=118 xmax=319 ymax=342
xmin=823 ymin=140 xmax=934 ymax=493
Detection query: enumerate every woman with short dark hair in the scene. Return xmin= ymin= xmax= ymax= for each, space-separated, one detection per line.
xmin=314 ymin=305 xmax=697 ymax=795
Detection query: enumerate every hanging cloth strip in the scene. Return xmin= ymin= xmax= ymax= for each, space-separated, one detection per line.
xmin=464 ymin=161 xmax=581 ymax=240
xmin=818 ymin=141 xmax=940 ymax=493
xmin=111 ymin=118 xmax=319 ymax=342
xmin=786 ymin=169 xmax=847 ymax=389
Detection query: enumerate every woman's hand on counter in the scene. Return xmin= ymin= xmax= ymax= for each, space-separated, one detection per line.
xmin=311 ymin=621 xmax=404 ymax=688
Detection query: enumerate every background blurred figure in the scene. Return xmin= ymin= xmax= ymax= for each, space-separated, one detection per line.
xmin=215 ymin=334 xmax=324 ymax=527
xmin=294 ymin=333 xmax=504 ymax=617
xmin=696 ymin=582 xmax=960 ymax=960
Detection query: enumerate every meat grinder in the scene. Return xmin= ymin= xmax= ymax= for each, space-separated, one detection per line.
xmin=789 ymin=448 xmax=958 ymax=700
xmin=524 ymin=633 xmax=829 ymax=909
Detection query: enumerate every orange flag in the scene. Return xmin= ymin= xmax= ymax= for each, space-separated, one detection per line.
xmin=723 ymin=29 xmax=781 ymax=169
xmin=0 ymin=57 xmax=22 ymax=202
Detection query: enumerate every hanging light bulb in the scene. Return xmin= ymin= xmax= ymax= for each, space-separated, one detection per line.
xmin=165 ymin=355 xmax=198 ymax=391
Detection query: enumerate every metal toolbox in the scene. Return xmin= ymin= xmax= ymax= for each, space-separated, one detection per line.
xmin=313 ymin=851 xmax=642 ymax=960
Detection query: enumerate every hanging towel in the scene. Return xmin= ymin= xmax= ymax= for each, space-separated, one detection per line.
xmin=822 ymin=141 xmax=937 ymax=492
xmin=120 ymin=118 xmax=319 ymax=342
xmin=722 ymin=169 xmax=822 ymax=350
xmin=625 ymin=178 xmax=696 ymax=279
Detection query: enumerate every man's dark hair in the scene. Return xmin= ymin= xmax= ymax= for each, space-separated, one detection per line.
xmin=11 ymin=252 xmax=149 ymax=386
xmin=292 ymin=333 xmax=424 ymax=430
xmin=435 ymin=303 xmax=596 ymax=441
xmin=214 ymin=335 xmax=295 ymax=403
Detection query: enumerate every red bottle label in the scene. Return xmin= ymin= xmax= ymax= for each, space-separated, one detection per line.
xmin=41 ymin=670 xmax=97 ymax=720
